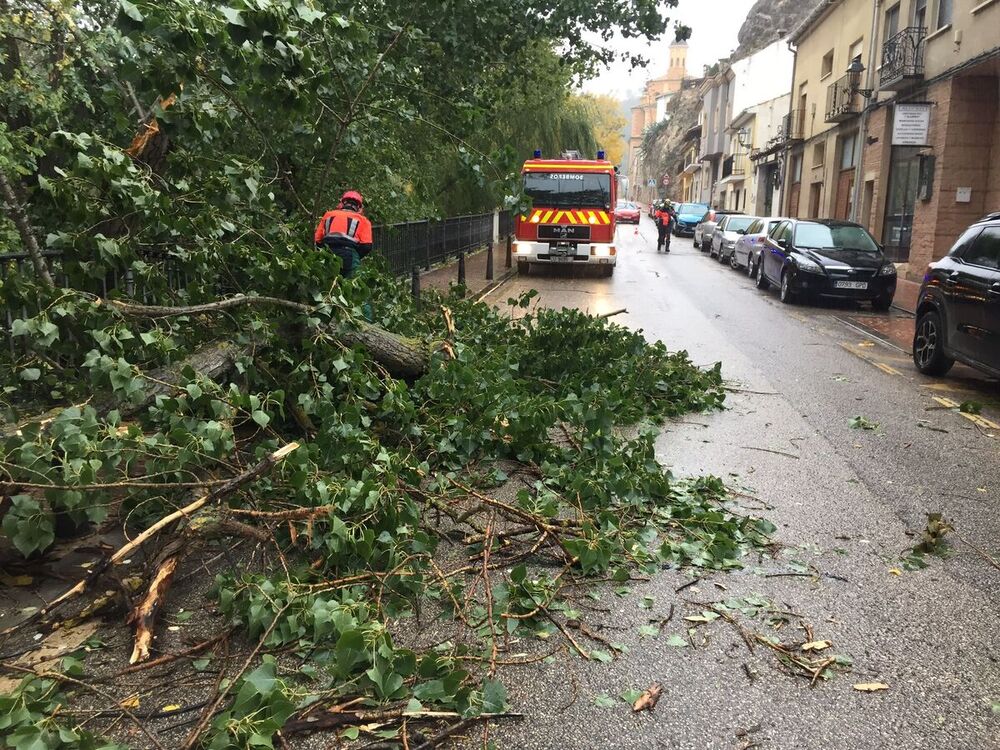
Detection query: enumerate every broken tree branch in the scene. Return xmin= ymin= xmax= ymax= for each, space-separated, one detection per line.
xmin=0 ymin=443 xmax=299 ymax=638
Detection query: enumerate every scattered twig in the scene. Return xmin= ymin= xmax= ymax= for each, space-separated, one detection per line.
xmin=740 ymin=445 xmax=800 ymax=460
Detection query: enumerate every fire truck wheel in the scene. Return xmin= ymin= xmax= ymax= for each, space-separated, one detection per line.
xmin=602 ymin=264 xmax=614 ymax=278
xmin=517 ymin=261 xmax=529 ymax=275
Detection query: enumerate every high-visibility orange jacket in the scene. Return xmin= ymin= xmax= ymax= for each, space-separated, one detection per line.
xmin=314 ymin=209 xmax=374 ymax=257
xmin=654 ymin=209 xmax=673 ymax=228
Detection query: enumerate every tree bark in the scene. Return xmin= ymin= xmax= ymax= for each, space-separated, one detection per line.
xmin=341 ymin=321 xmax=430 ymax=380
xmin=0 ymin=171 xmax=55 ymax=289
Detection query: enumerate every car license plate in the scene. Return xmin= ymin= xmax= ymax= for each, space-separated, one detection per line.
xmin=834 ymin=280 xmax=868 ymax=290
xmin=552 ymin=255 xmax=572 ymax=262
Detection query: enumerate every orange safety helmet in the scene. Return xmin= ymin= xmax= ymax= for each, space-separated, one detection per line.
xmin=339 ymin=190 xmax=364 ymax=210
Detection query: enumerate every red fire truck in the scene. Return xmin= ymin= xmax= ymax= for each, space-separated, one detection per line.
xmin=514 ymin=150 xmax=618 ymax=276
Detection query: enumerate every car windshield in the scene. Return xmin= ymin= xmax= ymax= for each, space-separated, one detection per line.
xmin=524 ymin=172 xmax=612 ymax=209
xmin=616 ymin=201 xmax=633 ymax=209
xmin=677 ymin=203 xmax=708 ymax=215
xmin=726 ymin=217 xmax=756 ymax=233
xmin=794 ymin=223 xmax=880 ymax=252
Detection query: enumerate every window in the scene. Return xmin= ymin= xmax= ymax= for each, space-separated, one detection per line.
xmin=769 ymin=221 xmax=787 ymax=240
xmin=885 ymin=3 xmax=900 ymax=39
xmin=849 ymin=40 xmax=864 ymax=66
xmin=747 ymin=219 xmax=763 ymax=234
xmin=794 ymin=223 xmax=880 ymax=252
xmin=780 ymin=223 xmax=793 ymax=242
xmin=936 ymin=0 xmax=952 ymax=28
xmin=813 ymin=142 xmax=825 ymax=168
xmin=791 ymin=154 xmax=803 ymax=183
xmin=948 ymin=227 xmax=983 ymax=258
xmin=961 ymin=227 xmax=1000 ymax=269
xmin=840 ymin=133 xmax=858 ymax=170
xmin=821 ymin=50 xmax=835 ymax=78
xmin=913 ymin=0 xmax=928 ymax=28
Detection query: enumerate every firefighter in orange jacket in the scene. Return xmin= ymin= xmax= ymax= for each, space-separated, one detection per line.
xmin=654 ymin=201 xmax=674 ymax=253
xmin=314 ymin=191 xmax=373 ymax=277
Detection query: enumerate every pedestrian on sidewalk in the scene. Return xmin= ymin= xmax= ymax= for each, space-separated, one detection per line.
xmin=654 ymin=201 xmax=674 ymax=253
xmin=314 ymin=190 xmax=373 ymax=278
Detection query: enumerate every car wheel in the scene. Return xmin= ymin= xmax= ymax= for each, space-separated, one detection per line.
xmin=779 ymin=271 xmax=797 ymax=304
xmin=517 ymin=261 xmax=529 ymax=275
xmin=718 ymin=248 xmax=728 ymax=264
xmin=872 ymin=295 xmax=892 ymax=312
xmin=747 ymin=255 xmax=756 ymax=278
xmin=913 ymin=310 xmax=955 ymax=376
xmin=693 ymin=236 xmax=701 ymax=249
xmin=755 ymin=257 xmax=770 ymax=290
xmin=730 ymin=250 xmax=739 ymax=270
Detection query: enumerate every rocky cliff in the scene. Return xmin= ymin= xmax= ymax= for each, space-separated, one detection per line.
xmin=733 ymin=0 xmax=821 ymax=60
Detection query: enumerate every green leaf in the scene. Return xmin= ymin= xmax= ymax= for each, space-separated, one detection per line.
xmin=19 ymin=368 xmax=41 ymax=382
xmin=589 ymin=649 xmax=612 ymax=663
xmin=119 ymin=0 xmax=144 ymax=21
xmin=220 ymin=6 xmax=245 ymax=25
xmin=593 ymin=694 xmax=616 ymax=708
xmin=621 ymin=688 xmax=643 ymax=704
xmin=638 ymin=624 xmax=659 ymax=638
xmin=251 ymin=410 xmax=270 ymax=428
xmin=665 ymin=634 xmax=688 ymax=648
xmin=481 ymin=679 xmax=506 ymax=713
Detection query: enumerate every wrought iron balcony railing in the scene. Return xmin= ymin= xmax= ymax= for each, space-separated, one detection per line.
xmin=880 ymin=26 xmax=926 ymax=91
xmin=782 ymin=109 xmax=805 ymax=142
xmin=826 ymin=74 xmax=861 ymax=122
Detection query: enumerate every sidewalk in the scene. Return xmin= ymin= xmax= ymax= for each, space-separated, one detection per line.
xmin=418 ymin=242 xmax=515 ymax=299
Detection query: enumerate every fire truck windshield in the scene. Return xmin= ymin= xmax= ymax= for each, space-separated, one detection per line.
xmin=523 ymin=172 xmax=611 ymax=209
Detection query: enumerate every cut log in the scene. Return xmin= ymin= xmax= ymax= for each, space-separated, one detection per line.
xmin=341 ymin=321 xmax=430 ymax=380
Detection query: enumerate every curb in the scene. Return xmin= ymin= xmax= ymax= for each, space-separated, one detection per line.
xmin=473 ymin=268 xmax=517 ymax=302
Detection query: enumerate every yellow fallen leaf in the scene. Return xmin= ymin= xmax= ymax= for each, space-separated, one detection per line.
xmin=853 ymin=682 xmax=889 ymax=692
xmin=0 ymin=572 xmax=33 ymax=586
xmin=801 ymin=640 xmax=831 ymax=652
xmin=683 ymin=615 xmax=711 ymax=623
xmin=161 ymin=704 xmax=181 ymax=712
xmin=119 ymin=694 xmax=140 ymax=710
xmin=889 ymin=568 xmax=902 ymax=576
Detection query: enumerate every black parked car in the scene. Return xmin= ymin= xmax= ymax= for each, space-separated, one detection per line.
xmin=913 ymin=213 xmax=1000 ymax=377
xmin=755 ymin=219 xmax=897 ymax=310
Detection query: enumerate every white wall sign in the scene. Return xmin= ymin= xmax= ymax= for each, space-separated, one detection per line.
xmin=956 ymin=187 xmax=972 ymax=203
xmin=892 ymin=103 xmax=932 ymax=146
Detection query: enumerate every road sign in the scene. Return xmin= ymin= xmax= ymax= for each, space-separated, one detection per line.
xmin=661 ymin=176 xmax=671 ymax=187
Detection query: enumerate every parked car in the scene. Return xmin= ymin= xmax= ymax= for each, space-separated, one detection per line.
xmin=912 ymin=213 xmax=1000 ymax=377
xmin=615 ymin=200 xmax=641 ymax=224
xmin=754 ymin=218 xmax=897 ymax=309
xmin=711 ymin=215 xmax=760 ymax=263
xmin=734 ymin=217 xmax=787 ymax=274
xmin=672 ymin=202 xmax=710 ymax=237
xmin=694 ymin=209 xmax=741 ymax=251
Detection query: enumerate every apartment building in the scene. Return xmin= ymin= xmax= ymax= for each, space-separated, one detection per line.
xmin=785 ymin=0 xmax=1000 ymax=278
xmin=719 ymin=40 xmax=795 ymax=214
xmin=696 ymin=68 xmax=735 ymax=205
xmin=678 ymin=125 xmax=702 ymax=202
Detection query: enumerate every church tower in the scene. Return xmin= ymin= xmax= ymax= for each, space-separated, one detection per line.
xmin=666 ymin=40 xmax=688 ymax=91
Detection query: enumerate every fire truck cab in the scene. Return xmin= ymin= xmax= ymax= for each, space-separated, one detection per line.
xmin=514 ymin=151 xmax=617 ymax=276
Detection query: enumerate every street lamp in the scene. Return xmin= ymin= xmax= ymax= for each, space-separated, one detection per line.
xmin=736 ymin=127 xmax=751 ymax=150
xmin=847 ymin=58 xmax=874 ymax=99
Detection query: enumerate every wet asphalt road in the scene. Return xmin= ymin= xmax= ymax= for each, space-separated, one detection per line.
xmin=479 ymin=217 xmax=1000 ymax=749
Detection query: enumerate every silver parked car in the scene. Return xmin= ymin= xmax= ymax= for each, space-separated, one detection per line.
xmin=694 ymin=209 xmax=742 ymax=251
xmin=733 ymin=217 xmax=788 ymax=274
xmin=711 ymin=215 xmax=760 ymax=264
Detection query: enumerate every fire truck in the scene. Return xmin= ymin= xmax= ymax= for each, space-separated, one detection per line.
xmin=514 ymin=150 xmax=618 ymax=276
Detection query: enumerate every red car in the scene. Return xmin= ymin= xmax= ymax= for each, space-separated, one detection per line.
xmin=615 ymin=201 xmax=640 ymax=224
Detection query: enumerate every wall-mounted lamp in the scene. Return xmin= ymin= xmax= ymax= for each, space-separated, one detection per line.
xmin=736 ymin=127 xmax=751 ymax=149
xmin=846 ymin=59 xmax=874 ymax=99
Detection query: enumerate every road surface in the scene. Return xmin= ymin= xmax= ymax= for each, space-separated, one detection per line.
xmin=481 ymin=217 xmax=1000 ymax=749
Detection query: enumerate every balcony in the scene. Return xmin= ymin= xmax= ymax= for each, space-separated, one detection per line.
xmin=880 ymin=26 xmax=926 ymax=91
xmin=731 ymin=152 xmax=748 ymax=176
xmin=782 ymin=109 xmax=805 ymax=142
xmin=826 ymin=75 xmax=862 ymax=122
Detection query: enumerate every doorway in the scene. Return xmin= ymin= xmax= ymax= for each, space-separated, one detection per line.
xmin=883 ymin=146 xmax=921 ymax=262
xmin=809 ymin=182 xmax=822 ymax=218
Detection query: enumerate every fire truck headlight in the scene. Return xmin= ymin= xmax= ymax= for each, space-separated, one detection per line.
xmin=591 ymin=244 xmax=614 ymax=257
xmin=514 ymin=242 xmax=532 ymax=255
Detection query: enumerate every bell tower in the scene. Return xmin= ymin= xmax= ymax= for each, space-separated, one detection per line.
xmin=666 ymin=41 xmax=688 ymax=90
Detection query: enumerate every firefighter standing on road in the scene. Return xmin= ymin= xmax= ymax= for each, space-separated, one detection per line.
xmin=654 ymin=201 xmax=674 ymax=253
xmin=314 ymin=191 xmax=373 ymax=278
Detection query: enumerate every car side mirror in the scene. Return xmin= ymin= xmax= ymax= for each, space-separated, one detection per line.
xmin=777 ymin=238 xmax=788 ymax=249
xmin=736 ymin=229 xmax=746 ymax=235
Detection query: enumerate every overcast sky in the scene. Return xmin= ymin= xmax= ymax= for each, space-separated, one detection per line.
xmin=581 ymin=0 xmax=756 ymax=99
